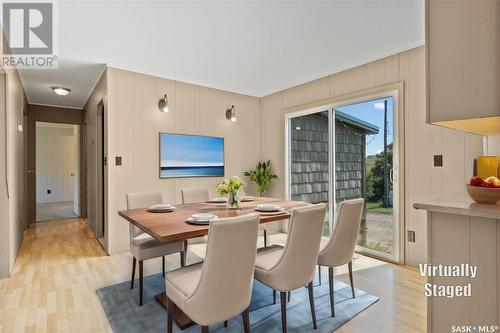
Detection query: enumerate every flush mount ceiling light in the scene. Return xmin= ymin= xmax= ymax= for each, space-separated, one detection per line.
xmin=158 ymin=94 xmax=170 ymax=112
xmin=225 ymin=105 xmax=236 ymax=122
xmin=52 ymin=87 xmax=71 ymax=96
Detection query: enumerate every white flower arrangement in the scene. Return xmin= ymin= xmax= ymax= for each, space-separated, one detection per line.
xmin=216 ymin=176 xmax=245 ymax=195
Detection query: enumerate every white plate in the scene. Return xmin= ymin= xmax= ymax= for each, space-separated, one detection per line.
xmin=207 ymin=197 xmax=227 ymax=203
xmin=255 ymin=208 xmax=286 ymax=215
xmin=191 ymin=213 xmax=217 ymax=222
xmin=240 ymin=196 xmax=254 ymax=202
xmin=256 ymin=204 xmax=281 ymax=212
xmin=149 ymin=204 xmax=174 ymax=210
xmin=186 ymin=217 xmax=213 ymax=225
xmin=148 ymin=207 xmax=175 ymax=213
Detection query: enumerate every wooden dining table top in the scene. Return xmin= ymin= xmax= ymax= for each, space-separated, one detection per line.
xmin=118 ymin=197 xmax=308 ymax=243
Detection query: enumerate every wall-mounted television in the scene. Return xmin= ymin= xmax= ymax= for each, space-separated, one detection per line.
xmin=159 ymin=133 xmax=225 ymax=178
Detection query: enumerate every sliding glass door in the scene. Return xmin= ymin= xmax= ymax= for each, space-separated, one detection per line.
xmin=286 ymin=91 xmax=401 ymax=263
xmin=286 ymin=110 xmax=332 ymax=235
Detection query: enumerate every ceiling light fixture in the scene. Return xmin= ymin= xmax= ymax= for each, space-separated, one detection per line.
xmin=52 ymin=87 xmax=71 ymax=96
xmin=225 ymin=105 xmax=236 ymax=122
xmin=158 ymin=94 xmax=170 ymax=112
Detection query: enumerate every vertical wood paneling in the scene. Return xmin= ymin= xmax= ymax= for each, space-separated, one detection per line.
xmin=442 ymin=129 xmax=466 ymax=197
xmin=282 ymin=77 xmax=330 ymax=109
xmin=430 ymin=212 xmax=470 ymax=332
xmin=104 ymin=68 xmax=260 ymax=254
xmin=401 ymin=47 xmax=430 ymax=266
xmin=470 ymin=217 xmax=497 ymax=326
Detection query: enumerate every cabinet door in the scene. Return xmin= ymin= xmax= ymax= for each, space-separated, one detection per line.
xmin=427 ymin=0 xmax=500 ymax=123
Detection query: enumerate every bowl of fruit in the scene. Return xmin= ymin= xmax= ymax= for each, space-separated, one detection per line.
xmin=467 ymin=176 xmax=500 ymax=204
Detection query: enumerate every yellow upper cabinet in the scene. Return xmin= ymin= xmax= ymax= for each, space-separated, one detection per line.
xmin=426 ymin=0 xmax=500 ymax=135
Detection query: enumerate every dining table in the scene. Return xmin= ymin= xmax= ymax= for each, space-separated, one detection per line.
xmin=118 ymin=196 xmax=308 ymax=330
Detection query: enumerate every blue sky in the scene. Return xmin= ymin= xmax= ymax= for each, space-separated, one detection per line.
xmin=160 ymin=134 xmax=224 ymax=167
xmin=336 ymin=96 xmax=394 ymax=156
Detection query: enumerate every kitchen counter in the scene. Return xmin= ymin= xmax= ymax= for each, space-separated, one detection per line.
xmin=414 ymin=195 xmax=500 ymax=332
xmin=413 ymin=195 xmax=500 ymax=219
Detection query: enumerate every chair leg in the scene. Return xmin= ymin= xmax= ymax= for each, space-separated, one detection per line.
xmin=318 ymin=265 xmax=322 ymax=285
xmin=130 ymin=257 xmax=136 ymax=289
xmin=224 ymin=321 xmax=228 ymax=327
xmin=280 ymin=292 xmax=287 ymax=333
xmin=273 ymin=289 xmax=276 ymax=304
xmin=287 ymin=290 xmax=291 ymax=302
xmin=201 ymin=326 xmax=209 ymax=333
xmin=242 ymin=308 xmax=250 ymax=333
xmin=162 ymin=256 xmax=165 ymax=278
xmin=307 ymin=282 xmax=317 ymax=329
xmin=167 ymin=297 xmax=173 ymax=333
xmin=328 ymin=267 xmax=335 ymax=317
xmin=181 ymin=240 xmax=187 ymax=267
xmin=263 ymin=229 xmax=267 ymax=247
xmin=139 ymin=260 xmax=144 ymax=306
xmin=348 ymin=261 xmax=355 ymax=298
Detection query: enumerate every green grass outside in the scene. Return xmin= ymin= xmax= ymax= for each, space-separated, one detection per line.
xmin=367 ymin=201 xmax=393 ymax=214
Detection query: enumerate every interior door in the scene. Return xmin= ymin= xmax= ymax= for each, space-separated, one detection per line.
xmin=95 ymin=101 xmax=106 ymax=240
xmin=72 ymin=126 xmax=79 ymax=216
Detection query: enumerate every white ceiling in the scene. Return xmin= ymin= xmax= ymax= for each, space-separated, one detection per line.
xmin=19 ymin=0 xmax=424 ymax=109
xmin=19 ymin=59 xmax=105 ymax=109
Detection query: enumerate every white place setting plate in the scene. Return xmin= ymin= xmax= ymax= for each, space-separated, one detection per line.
xmin=255 ymin=204 xmax=281 ymax=212
xmin=147 ymin=204 xmax=176 ymax=213
xmin=239 ymin=196 xmax=254 ymax=202
xmin=207 ymin=197 xmax=228 ymax=204
xmin=186 ymin=213 xmax=218 ymax=225
xmin=254 ymin=208 xmax=286 ymax=216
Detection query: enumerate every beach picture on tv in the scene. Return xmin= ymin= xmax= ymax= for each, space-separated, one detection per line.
xmin=160 ymin=133 xmax=224 ymax=178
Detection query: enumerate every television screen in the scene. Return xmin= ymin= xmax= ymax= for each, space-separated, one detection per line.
xmin=159 ymin=133 xmax=224 ymax=178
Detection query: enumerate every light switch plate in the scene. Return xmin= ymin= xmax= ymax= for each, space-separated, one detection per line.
xmin=433 ymin=155 xmax=443 ymax=167
xmin=407 ymin=230 xmax=415 ymax=242
xmin=115 ymin=156 xmax=122 ymax=166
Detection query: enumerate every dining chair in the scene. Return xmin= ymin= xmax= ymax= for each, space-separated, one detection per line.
xmin=166 ymin=213 xmax=260 ymax=333
xmin=254 ymin=203 xmax=327 ymax=333
xmin=181 ymin=189 xmax=210 ymax=253
xmin=317 ymin=198 xmax=364 ymax=317
xmin=126 ymin=192 xmax=186 ymax=306
xmin=239 ymin=189 xmax=268 ymax=247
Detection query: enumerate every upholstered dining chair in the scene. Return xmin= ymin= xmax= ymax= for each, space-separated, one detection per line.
xmin=181 ymin=189 xmax=210 ymax=253
xmin=317 ymin=198 xmax=364 ymax=317
xmin=126 ymin=192 xmax=186 ymax=306
xmin=239 ymin=189 xmax=268 ymax=247
xmin=166 ymin=213 xmax=260 ymax=333
xmin=254 ymin=203 xmax=327 ymax=333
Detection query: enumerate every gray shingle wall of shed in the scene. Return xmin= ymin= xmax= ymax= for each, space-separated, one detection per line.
xmin=290 ymin=114 xmax=366 ymax=203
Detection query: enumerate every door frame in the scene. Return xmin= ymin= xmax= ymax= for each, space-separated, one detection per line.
xmin=283 ymin=82 xmax=406 ymax=264
xmin=26 ymin=105 xmax=84 ymax=225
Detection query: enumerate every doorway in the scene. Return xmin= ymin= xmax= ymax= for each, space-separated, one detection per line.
xmin=285 ymin=87 xmax=404 ymax=263
xmin=35 ymin=122 xmax=80 ymax=222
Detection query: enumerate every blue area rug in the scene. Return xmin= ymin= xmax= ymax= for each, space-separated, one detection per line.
xmin=97 ymin=271 xmax=379 ymax=333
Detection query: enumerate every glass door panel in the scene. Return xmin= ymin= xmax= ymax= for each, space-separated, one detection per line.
xmin=287 ymin=111 xmax=331 ymax=236
xmin=335 ymin=97 xmax=399 ymax=260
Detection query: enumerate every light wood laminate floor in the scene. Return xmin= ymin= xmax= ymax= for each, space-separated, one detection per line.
xmin=0 ymin=219 xmax=426 ymax=333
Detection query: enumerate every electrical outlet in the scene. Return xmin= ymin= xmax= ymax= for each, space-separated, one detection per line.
xmin=433 ymin=155 xmax=443 ymax=167
xmin=407 ymin=230 xmax=415 ymax=242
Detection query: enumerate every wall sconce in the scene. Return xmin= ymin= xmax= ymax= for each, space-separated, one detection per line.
xmin=225 ymin=105 xmax=236 ymax=122
xmin=158 ymin=94 xmax=170 ymax=112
